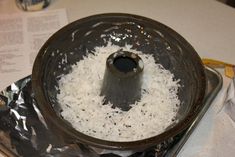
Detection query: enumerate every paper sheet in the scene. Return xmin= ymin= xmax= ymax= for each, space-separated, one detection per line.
xmin=0 ymin=9 xmax=68 ymax=91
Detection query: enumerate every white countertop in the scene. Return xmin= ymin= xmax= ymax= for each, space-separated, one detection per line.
xmin=1 ymin=0 xmax=235 ymax=156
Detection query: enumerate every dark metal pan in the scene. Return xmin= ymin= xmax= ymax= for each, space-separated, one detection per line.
xmin=32 ymin=13 xmax=206 ymax=151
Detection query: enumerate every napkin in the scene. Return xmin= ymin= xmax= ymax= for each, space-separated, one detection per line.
xmin=224 ymin=78 xmax=235 ymax=123
xmin=202 ymin=78 xmax=235 ymax=157
xmin=179 ymin=77 xmax=235 ymax=157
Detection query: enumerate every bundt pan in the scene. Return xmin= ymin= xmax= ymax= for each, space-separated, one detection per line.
xmin=32 ymin=13 xmax=206 ymax=151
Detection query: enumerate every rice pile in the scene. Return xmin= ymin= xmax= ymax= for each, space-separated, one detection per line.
xmin=57 ymin=42 xmax=180 ymax=141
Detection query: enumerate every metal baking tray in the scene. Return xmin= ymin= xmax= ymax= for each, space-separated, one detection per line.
xmin=165 ymin=66 xmax=223 ymax=156
xmin=0 ymin=66 xmax=222 ymax=157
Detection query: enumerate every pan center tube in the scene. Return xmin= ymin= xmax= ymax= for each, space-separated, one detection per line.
xmin=101 ymin=50 xmax=144 ymax=111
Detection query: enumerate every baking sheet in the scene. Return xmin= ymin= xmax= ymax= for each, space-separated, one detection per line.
xmin=0 ymin=66 xmax=222 ymax=157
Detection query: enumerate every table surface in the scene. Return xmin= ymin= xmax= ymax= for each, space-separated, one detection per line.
xmin=1 ymin=0 xmax=235 ymax=156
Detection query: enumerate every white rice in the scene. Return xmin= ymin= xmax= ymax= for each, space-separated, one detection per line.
xmin=57 ymin=42 xmax=180 ymax=142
